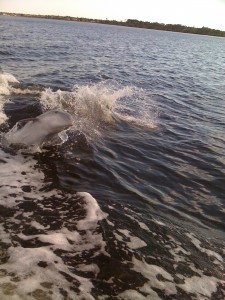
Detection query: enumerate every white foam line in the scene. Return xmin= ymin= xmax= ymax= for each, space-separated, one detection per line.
xmin=31 ymin=220 xmax=48 ymax=230
xmin=0 ymin=223 xmax=11 ymax=244
xmin=1 ymin=246 xmax=94 ymax=298
xmin=132 ymin=257 xmax=177 ymax=296
xmin=76 ymin=192 xmax=108 ymax=231
xmin=153 ymin=218 xmax=166 ymax=226
xmin=186 ymin=233 xmax=223 ymax=262
xmin=0 ymin=149 xmax=44 ymax=207
xmin=118 ymin=289 xmax=161 ymax=300
xmin=0 ymin=99 xmax=8 ymax=125
xmin=178 ymin=275 xmax=220 ymax=298
xmin=167 ymin=235 xmax=191 ymax=263
xmin=116 ymin=229 xmax=147 ymax=250
xmin=0 ymin=72 xmax=19 ymax=95
xmin=124 ymin=213 xmax=151 ymax=232
xmin=10 ymin=87 xmax=41 ymax=95
xmin=76 ymin=264 xmax=100 ymax=277
xmin=0 ymin=148 xmax=109 ymax=298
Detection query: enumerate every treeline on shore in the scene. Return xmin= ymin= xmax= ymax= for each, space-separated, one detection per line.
xmin=1 ymin=12 xmax=225 ymax=37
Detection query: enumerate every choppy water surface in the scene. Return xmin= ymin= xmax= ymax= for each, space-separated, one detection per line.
xmin=0 ymin=16 xmax=225 ymax=299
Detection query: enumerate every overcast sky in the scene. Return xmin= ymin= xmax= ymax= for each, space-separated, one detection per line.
xmin=1 ymin=0 xmax=225 ymax=30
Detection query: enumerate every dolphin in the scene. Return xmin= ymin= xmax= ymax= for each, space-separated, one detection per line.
xmin=3 ymin=109 xmax=73 ymax=149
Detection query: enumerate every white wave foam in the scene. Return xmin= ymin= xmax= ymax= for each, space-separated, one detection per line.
xmin=186 ymin=232 xmax=223 ymax=263
xmin=0 ymin=71 xmax=19 ymax=125
xmin=1 ymin=246 xmax=94 ymax=299
xmin=132 ymin=256 xmax=177 ymax=296
xmin=0 ymin=148 xmax=108 ymax=299
xmin=108 ymin=204 xmax=224 ymax=299
xmin=0 ymin=145 xmax=224 ymax=298
xmin=0 ymin=71 xmax=19 ymax=95
xmin=128 ymin=243 xmax=224 ymax=300
xmin=10 ymin=86 xmax=42 ymax=95
xmin=178 ymin=275 xmax=220 ymax=299
xmin=115 ymin=229 xmax=147 ymax=249
xmin=0 ymin=98 xmax=8 ymax=125
xmin=0 ymin=149 xmax=44 ymax=207
xmin=0 ymin=223 xmax=11 ymax=244
xmin=77 ymin=192 xmax=108 ymax=231
xmin=118 ymin=289 xmax=160 ymax=300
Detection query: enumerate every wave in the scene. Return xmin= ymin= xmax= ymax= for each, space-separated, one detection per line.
xmin=0 ymin=71 xmax=158 ymax=140
xmin=0 ymin=71 xmax=19 ymax=125
xmin=0 ymin=148 xmax=108 ymax=298
xmin=0 ymin=70 xmax=19 ymax=96
xmin=0 ymin=99 xmax=8 ymax=125
xmin=40 ymin=80 xmax=158 ymax=139
xmin=0 ymin=71 xmax=224 ymax=299
xmin=0 ymin=147 xmax=223 ymax=299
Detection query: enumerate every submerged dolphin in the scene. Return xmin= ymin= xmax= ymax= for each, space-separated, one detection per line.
xmin=3 ymin=109 xmax=73 ymax=148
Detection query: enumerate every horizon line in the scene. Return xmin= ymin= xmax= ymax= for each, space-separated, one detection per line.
xmin=1 ymin=11 xmax=225 ymax=34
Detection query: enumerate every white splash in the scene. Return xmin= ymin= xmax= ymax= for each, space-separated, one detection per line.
xmin=0 ymin=71 xmax=19 ymax=96
xmin=40 ymin=81 xmax=157 ymax=135
xmin=0 ymin=97 xmax=8 ymax=125
xmin=0 ymin=71 xmax=19 ymax=125
xmin=77 ymin=192 xmax=108 ymax=231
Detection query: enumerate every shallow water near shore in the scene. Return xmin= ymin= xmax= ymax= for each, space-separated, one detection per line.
xmin=0 ymin=16 xmax=225 ymax=299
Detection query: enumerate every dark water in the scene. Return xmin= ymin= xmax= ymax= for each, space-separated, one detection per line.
xmin=0 ymin=16 xmax=225 ymax=299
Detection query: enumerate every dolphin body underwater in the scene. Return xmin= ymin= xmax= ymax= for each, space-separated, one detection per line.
xmin=2 ymin=109 xmax=73 ymax=149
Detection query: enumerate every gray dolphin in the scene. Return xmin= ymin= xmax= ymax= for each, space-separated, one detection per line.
xmin=3 ymin=109 xmax=73 ymax=148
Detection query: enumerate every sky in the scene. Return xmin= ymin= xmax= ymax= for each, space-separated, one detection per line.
xmin=1 ymin=0 xmax=225 ymax=31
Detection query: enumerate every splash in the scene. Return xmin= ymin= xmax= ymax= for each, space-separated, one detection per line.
xmin=0 ymin=73 xmax=157 ymax=145
xmin=0 ymin=70 xmax=41 ymax=96
xmin=114 ymin=85 xmax=158 ymax=129
xmin=41 ymin=81 xmax=132 ymax=120
xmin=0 ymin=71 xmax=19 ymax=125
xmin=0 ymin=98 xmax=8 ymax=125
xmin=40 ymin=80 xmax=157 ymax=138
xmin=0 ymin=71 xmax=19 ymax=96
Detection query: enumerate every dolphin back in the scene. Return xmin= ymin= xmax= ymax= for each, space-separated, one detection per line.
xmin=16 ymin=118 xmax=38 ymax=130
xmin=2 ymin=110 xmax=73 ymax=150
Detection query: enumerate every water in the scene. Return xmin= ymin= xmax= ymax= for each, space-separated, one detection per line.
xmin=0 ymin=16 xmax=225 ymax=299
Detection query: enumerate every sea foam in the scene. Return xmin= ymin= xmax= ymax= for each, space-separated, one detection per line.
xmin=0 ymin=71 xmax=19 ymax=125
xmin=0 ymin=71 xmax=19 ymax=96
xmin=0 ymin=146 xmax=108 ymax=299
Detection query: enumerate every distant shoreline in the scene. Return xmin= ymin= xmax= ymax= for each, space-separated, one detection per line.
xmin=1 ymin=12 xmax=225 ymax=38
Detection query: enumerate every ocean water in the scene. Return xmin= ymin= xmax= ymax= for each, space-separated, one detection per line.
xmin=0 ymin=15 xmax=225 ymax=299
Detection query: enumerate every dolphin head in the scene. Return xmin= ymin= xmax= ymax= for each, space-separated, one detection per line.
xmin=37 ymin=110 xmax=73 ymax=133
